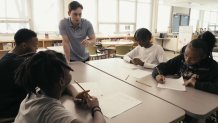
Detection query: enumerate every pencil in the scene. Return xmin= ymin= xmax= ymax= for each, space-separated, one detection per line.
xmin=125 ymin=75 xmax=130 ymax=80
xmin=135 ymin=80 xmax=152 ymax=87
xmin=155 ymin=67 xmax=165 ymax=82
xmin=74 ymin=80 xmax=86 ymax=91
xmin=155 ymin=67 xmax=161 ymax=75
xmin=74 ymin=80 xmax=91 ymax=97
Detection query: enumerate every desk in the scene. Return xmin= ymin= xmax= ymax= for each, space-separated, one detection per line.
xmin=62 ymin=62 xmax=185 ymax=123
xmin=86 ymin=58 xmax=218 ymax=122
xmin=155 ymin=38 xmax=170 ymax=49
xmin=101 ymin=41 xmax=134 ymax=47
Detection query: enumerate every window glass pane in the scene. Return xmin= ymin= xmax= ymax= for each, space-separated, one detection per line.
xmin=157 ymin=3 xmax=172 ymax=32
xmin=119 ymin=0 xmax=135 ymax=23
xmin=33 ymin=0 xmax=60 ymax=32
xmin=0 ymin=0 xmax=29 ymax=33
xmin=99 ymin=24 xmax=116 ymax=34
xmin=0 ymin=0 xmax=28 ymax=19
xmin=203 ymin=11 xmax=210 ymax=28
xmin=0 ymin=0 xmax=6 ymax=18
xmin=189 ymin=9 xmax=199 ymax=32
xmin=76 ymin=0 xmax=97 ymax=32
xmin=0 ymin=23 xmax=29 ymax=33
xmin=99 ymin=0 xmax=117 ymax=23
xmin=210 ymin=11 xmax=217 ymax=24
xmin=0 ymin=23 xmax=7 ymax=33
xmin=136 ymin=2 xmax=151 ymax=30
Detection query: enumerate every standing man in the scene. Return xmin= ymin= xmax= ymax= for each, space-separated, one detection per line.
xmin=59 ymin=1 xmax=96 ymax=62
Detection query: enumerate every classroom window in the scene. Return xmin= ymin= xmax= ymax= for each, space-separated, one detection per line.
xmin=203 ymin=10 xmax=218 ymax=30
xmin=189 ymin=9 xmax=199 ymax=32
xmin=76 ymin=0 xmax=97 ymax=32
xmin=119 ymin=0 xmax=135 ymax=23
xmin=98 ymin=0 xmax=152 ymax=34
xmin=99 ymin=24 xmax=116 ymax=34
xmin=0 ymin=0 xmax=29 ymax=33
xmin=157 ymin=3 xmax=172 ymax=33
xmin=98 ymin=0 xmax=117 ymax=23
xmin=32 ymin=0 xmax=60 ymax=33
xmin=210 ymin=11 xmax=217 ymax=24
xmin=136 ymin=0 xmax=152 ymax=30
xmin=203 ymin=11 xmax=210 ymax=29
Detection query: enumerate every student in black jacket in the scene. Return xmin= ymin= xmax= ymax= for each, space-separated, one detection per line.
xmin=0 ymin=29 xmax=38 ymax=120
xmin=152 ymin=37 xmax=218 ymax=94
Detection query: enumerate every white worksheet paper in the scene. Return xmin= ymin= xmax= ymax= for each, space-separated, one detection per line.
xmin=99 ymin=92 xmax=142 ymax=118
xmin=157 ymin=77 xmax=186 ymax=91
xmin=72 ymin=82 xmax=104 ymax=98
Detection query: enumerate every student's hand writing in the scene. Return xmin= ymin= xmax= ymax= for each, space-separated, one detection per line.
xmin=132 ymin=58 xmax=144 ymax=66
xmin=155 ymin=75 xmax=165 ymax=84
xmin=74 ymin=90 xmax=90 ymax=104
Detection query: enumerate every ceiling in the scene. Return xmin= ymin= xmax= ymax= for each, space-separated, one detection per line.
xmin=161 ymin=0 xmax=218 ymax=10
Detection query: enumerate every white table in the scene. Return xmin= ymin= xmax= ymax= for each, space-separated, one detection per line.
xmin=86 ymin=58 xmax=218 ymax=122
xmin=101 ymin=41 xmax=134 ymax=47
xmin=62 ymin=62 xmax=185 ymax=123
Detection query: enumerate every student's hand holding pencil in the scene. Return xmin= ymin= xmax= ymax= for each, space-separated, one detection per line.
xmin=73 ymin=80 xmax=100 ymax=110
xmin=155 ymin=75 xmax=165 ymax=84
xmin=75 ymin=92 xmax=100 ymax=110
xmin=155 ymin=67 xmax=165 ymax=84
xmin=74 ymin=90 xmax=90 ymax=104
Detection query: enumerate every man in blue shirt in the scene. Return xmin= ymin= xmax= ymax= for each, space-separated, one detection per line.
xmin=59 ymin=1 xmax=96 ymax=62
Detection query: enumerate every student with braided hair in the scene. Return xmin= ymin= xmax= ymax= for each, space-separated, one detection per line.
xmin=180 ymin=31 xmax=216 ymax=59
xmin=153 ymin=37 xmax=218 ymax=94
xmin=123 ymin=28 xmax=167 ymax=69
xmin=14 ymin=50 xmax=105 ymax=123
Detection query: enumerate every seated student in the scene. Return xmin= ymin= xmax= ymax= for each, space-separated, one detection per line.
xmin=14 ymin=50 xmax=105 ymax=123
xmin=152 ymin=37 xmax=218 ymax=94
xmin=0 ymin=29 xmax=38 ymax=120
xmin=123 ymin=28 xmax=167 ymax=69
xmin=180 ymin=31 xmax=216 ymax=59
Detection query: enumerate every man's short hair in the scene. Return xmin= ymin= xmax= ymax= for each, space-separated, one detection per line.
xmin=14 ymin=28 xmax=37 ymax=45
xmin=68 ymin=1 xmax=83 ymax=12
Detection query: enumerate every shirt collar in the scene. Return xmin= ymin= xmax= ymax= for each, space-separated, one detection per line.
xmin=68 ymin=17 xmax=82 ymax=29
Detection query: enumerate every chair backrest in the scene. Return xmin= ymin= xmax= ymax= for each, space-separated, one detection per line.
xmin=86 ymin=46 xmax=97 ymax=55
xmin=115 ymin=45 xmax=132 ymax=55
